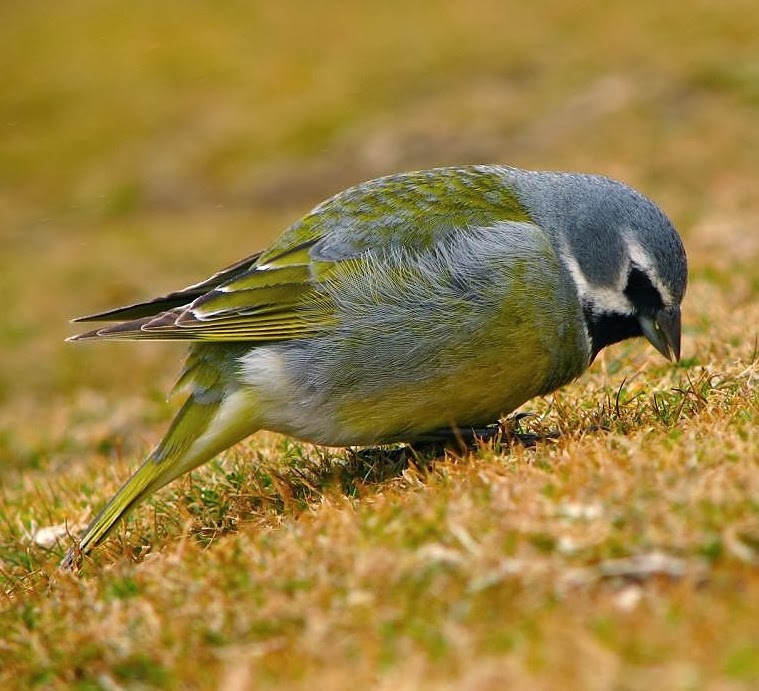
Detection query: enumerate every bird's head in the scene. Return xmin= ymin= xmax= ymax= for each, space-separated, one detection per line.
xmin=512 ymin=170 xmax=687 ymax=362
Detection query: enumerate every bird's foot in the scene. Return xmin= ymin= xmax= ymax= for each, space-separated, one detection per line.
xmin=410 ymin=415 xmax=560 ymax=453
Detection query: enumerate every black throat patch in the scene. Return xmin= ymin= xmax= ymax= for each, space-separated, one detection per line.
xmin=583 ymin=307 xmax=642 ymax=362
xmin=583 ymin=267 xmax=664 ymax=361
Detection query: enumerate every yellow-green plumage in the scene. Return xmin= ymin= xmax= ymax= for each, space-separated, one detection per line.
xmin=62 ymin=165 xmax=687 ymax=566
xmin=62 ymin=345 xmax=261 ymax=567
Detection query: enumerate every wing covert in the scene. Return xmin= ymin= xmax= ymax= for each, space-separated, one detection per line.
xmin=69 ymin=166 xmax=532 ymax=344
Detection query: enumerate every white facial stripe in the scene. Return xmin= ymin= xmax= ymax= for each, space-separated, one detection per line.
xmin=558 ymin=236 xmax=634 ymax=316
xmin=623 ymin=233 xmax=673 ymax=305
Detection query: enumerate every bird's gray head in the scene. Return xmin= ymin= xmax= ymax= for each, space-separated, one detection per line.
xmin=509 ymin=169 xmax=687 ymax=362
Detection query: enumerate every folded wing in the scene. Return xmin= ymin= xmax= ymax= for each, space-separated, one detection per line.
xmin=69 ymin=166 xmax=530 ymax=344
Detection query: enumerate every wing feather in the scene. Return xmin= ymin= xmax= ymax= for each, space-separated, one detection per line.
xmin=68 ymin=166 xmax=532 ymax=345
xmin=73 ymin=251 xmax=264 ymax=322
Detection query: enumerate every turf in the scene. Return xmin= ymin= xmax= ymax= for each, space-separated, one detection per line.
xmin=1 ymin=1 xmax=758 ymax=688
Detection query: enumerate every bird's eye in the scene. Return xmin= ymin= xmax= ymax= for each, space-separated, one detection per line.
xmin=624 ymin=267 xmax=664 ymax=313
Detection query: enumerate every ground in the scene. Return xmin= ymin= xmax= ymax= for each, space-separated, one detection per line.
xmin=1 ymin=1 xmax=757 ymax=688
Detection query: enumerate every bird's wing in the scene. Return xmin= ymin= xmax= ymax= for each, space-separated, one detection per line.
xmin=73 ymin=251 xmax=265 ymax=323
xmin=70 ymin=166 xmax=531 ymax=343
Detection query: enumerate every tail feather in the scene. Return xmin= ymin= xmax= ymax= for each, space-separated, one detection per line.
xmin=61 ymin=347 xmax=260 ymax=569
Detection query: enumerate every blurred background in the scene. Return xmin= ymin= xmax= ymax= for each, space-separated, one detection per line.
xmin=1 ymin=0 xmax=757 ymax=474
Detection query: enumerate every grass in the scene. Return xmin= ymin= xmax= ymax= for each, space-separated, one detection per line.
xmin=1 ymin=0 xmax=758 ymax=688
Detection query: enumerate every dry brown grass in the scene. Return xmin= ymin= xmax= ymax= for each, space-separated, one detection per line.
xmin=1 ymin=1 xmax=758 ymax=688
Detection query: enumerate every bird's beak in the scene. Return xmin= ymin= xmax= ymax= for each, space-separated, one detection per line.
xmin=638 ymin=306 xmax=682 ymax=362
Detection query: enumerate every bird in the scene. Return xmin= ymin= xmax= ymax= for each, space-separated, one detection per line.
xmin=60 ymin=165 xmax=687 ymax=568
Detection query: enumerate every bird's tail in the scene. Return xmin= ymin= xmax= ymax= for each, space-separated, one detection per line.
xmin=61 ymin=346 xmax=259 ymax=569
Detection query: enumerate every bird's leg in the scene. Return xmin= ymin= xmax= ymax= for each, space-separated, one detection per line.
xmin=410 ymin=415 xmax=560 ymax=452
xmin=409 ymin=422 xmax=504 ymax=453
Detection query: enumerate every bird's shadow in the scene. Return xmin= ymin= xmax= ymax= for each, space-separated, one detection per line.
xmin=344 ymin=415 xmax=559 ymax=486
xmin=195 ymin=417 xmax=558 ymax=534
xmin=89 ymin=417 xmax=561 ymax=564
